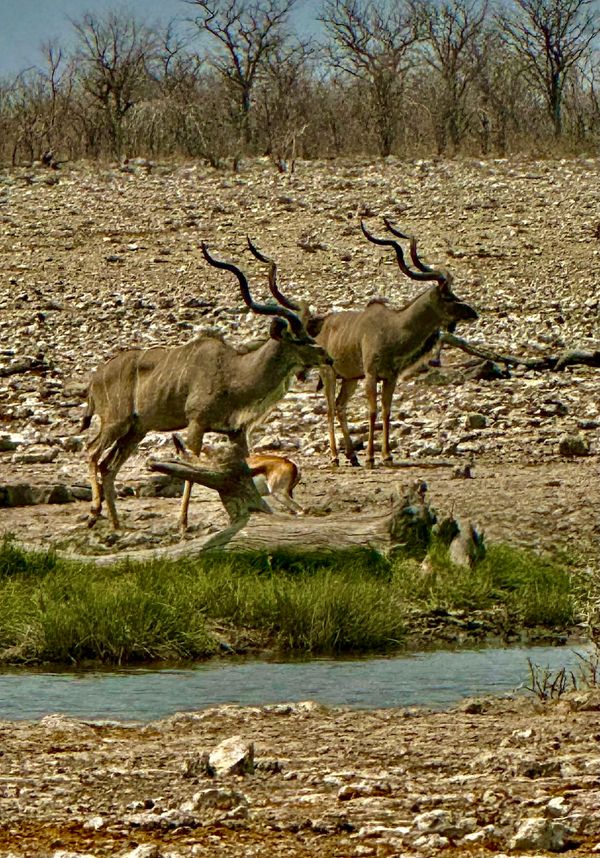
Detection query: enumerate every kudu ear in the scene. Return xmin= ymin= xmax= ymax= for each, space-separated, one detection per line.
xmin=269 ymin=317 xmax=288 ymax=340
xmin=306 ymin=315 xmax=326 ymax=337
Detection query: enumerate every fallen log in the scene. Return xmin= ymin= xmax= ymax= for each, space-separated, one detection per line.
xmin=24 ymin=480 xmax=437 ymax=567
xmin=441 ymin=332 xmax=600 ymax=372
xmin=148 ymin=455 xmax=271 ymax=524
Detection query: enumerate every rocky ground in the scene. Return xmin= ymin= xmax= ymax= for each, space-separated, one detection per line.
xmin=2 ymin=693 xmax=600 ymax=857
xmin=1 ymin=155 xmax=600 ymax=561
xmin=1 ymin=157 xmax=600 ymax=856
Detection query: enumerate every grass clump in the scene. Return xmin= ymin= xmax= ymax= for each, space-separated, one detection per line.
xmin=163 ymin=549 xmax=404 ymax=654
xmin=0 ymin=536 xmax=217 ymax=665
xmin=0 ymin=535 xmax=580 ymax=666
xmin=388 ymin=541 xmax=575 ymax=629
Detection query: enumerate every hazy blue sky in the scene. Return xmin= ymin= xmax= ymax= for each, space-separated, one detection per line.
xmin=0 ymin=0 xmax=321 ymax=78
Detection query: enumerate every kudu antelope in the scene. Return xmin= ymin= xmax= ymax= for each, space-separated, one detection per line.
xmin=172 ymin=433 xmax=304 ymax=515
xmin=81 ymin=244 xmax=331 ymax=531
xmin=248 ymin=224 xmax=478 ymax=468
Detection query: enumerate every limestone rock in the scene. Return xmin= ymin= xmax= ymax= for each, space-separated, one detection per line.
xmin=180 ymin=787 xmax=249 ymax=814
xmin=208 ymin=735 xmax=254 ymax=776
xmin=509 ymin=817 xmax=578 ymax=851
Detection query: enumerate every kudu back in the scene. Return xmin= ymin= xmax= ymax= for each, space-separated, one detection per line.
xmin=248 ymin=223 xmax=478 ymax=468
xmin=82 ymin=244 xmax=330 ymax=531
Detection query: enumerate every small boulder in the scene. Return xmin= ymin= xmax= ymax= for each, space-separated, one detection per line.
xmin=558 ymin=434 xmax=590 ymax=457
xmin=465 ymin=412 xmax=487 ymax=430
xmin=509 ymin=817 xmax=578 ymax=852
xmin=208 ymin=735 xmax=254 ymax=776
xmin=0 ymin=434 xmax=20 ymax=452
xmin=180 ymin=787 xmax=248 ymax=813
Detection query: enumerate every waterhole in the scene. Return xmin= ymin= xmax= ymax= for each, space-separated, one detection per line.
xmin=0 ymin=643 xmax=592 ymax=721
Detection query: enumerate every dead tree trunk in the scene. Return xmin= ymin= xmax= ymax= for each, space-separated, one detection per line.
xmin=442 ymin=332 xmax=600 ymax=372
xmin=148 ymin=452 xmax=271 ymax=524
xmin=52 ymin=480 xmax=437 ymax=567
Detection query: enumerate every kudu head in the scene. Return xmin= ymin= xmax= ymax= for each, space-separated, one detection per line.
xmin=201 ymin=243 xmax=332 ymax=369
xmin=360 ymin=220 xmax=478 ymax=327
xmin=245 ymin=237 xmax=327 ymax=335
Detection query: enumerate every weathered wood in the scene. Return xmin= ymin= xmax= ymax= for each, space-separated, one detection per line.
xmin=442 ymin=331 xmax=600 ymax=372
xmin=0 ymin=355 xmax=49 ymax=377
xmin=209 ymin=487 xmax=433 ymax=555
xmin=148 ymin=454 xmax=271 ymax=524
xmin=29 ymin=482 xmax=437 ymax=567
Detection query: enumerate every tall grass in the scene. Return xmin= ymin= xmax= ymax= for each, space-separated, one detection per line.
xmin=0 ymin=535 xmax=580 ymax=666
xmin=393 ymin=543 xmax=575 ymax=628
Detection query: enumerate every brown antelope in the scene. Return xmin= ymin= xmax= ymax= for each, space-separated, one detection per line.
xmin=246 ymin=452 xmax=303 ymax=514
xmin=248 ymin=223 xmax=478 ymax=468
xmin=81 ymin=244 xmax=331 ymax=531
xmin=172 ymin=433 xmax=304 ymax=515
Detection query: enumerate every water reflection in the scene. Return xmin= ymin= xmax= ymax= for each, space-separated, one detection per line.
xmin=0 ymin=644 xmax=592 ymax=722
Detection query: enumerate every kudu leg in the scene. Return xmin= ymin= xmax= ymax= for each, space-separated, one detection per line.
xmin=365 ymin=374 xmax=378 ymax=469
xmin=178 ymin=421 xmax=205 ymax=533
xmin=336 ymin=379 xmax=359 ymax=466
xmin=320 ymin=366 xmax=340 ymax=466
xmin=381 ymin=378 xmax=396 ymax=466
xmin=100 ymin=428 xmax=145 ymax=530
xmin=87 ymin=456 xmax=104 ymax=523
xmin=86 ymin=422 xmax=129 ymax=527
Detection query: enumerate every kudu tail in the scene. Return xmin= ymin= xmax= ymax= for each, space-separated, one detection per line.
xmin=79 ymin=394 xmax=94 ymax=433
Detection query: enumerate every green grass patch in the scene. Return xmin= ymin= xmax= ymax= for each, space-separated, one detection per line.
xmin=0 ymin=535 xmax=581 ymax=666
xmin=392 ymin=542 xmax=575 ymax=628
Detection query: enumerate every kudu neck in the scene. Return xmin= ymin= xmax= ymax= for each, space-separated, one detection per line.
xmin=243 ymin=335 xmax=301 ymax=377
xmin=396 ymin=286 xmax=447 ymax=334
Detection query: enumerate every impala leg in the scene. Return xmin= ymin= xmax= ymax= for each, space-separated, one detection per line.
xmin=179 ymin=421 xmax=204 ymax=533
xmin=320 ymin=367 xmax=340 ymax=466
xmin=365 ymin=374 xmax=378 ymax=470
xmin=272 ymin=491 xmax=305 ymax=515
xmin=336 ymin=379 xmax=359 ymax=466
xmin=381 ymin=378 xmax=396 ymax=466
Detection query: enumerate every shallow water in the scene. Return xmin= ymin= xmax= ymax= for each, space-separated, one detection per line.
xmin=0 ymin=643 xmax=592 ymax=722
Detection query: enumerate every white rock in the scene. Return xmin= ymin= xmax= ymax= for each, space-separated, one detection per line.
xmin=357 ymin=824 xmax=411 ymax=838
xmin=208 ymin=735 xmax=254 ymax=776
xmin=509 ymin=817 xmax=572 ymax=851
xmin=82 ymin=815 xmax=105 ymax=830
xmin=412 ymin=833 xmax=450 ymax=849
xmin=122 ymin=846 xmax=161 ymax=858
xmin=547 ymin=795 xmax=570 ymax=817
xmin=412 ymin=808 xmax=454 ymax=833
xmin=180 ymin=787 xmax=248 ymax=813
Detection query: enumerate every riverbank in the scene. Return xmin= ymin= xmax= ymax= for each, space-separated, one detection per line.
xmin=2 ymin=693 xmax=600 ymax=857
xmin=0 ymin=536 xmax=584 ymax=665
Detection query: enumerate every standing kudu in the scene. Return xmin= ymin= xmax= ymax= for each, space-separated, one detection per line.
xmin=248 ymin=223 xmax=478 ymax=468
xmin=81 ymin=244 xmax=331 ymax=531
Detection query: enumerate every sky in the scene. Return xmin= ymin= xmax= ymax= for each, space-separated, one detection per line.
xmin=0 ymin=0 xmax=321 ymax=78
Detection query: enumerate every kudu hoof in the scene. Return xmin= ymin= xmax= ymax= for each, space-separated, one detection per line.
xmin=87 ymin=513 xmax=100 ymax=529
xmin=382 ymin=457 xmax=395 ymax=468
xmin=330 ymin=458 xmax=340 ymax=468
xmin=365 ymin=459 xmax=375 ymax=470
xmin=349 ymin=455 xmax=360 ymax=467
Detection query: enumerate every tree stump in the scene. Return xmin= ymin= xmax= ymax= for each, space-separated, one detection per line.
xmin=148 ymin=445 xmax=271 ymax=525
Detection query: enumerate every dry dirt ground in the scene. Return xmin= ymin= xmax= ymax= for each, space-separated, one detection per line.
xmin=1 ymin=156 xmax=600 ymax=562
xmin=1 ymin=157 xmax=600 ymax=856
xmin=1 ymin=694 xmax=600 ymax=858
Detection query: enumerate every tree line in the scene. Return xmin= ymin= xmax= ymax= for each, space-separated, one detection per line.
xmin=2 ymin=0 xmax=600 ymax=168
